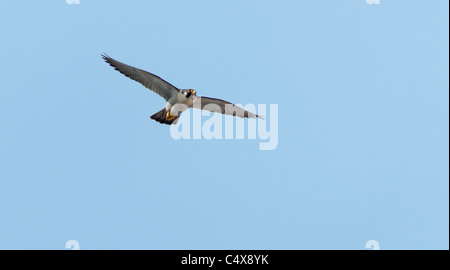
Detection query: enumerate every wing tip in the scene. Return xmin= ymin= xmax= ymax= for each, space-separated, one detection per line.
xmin=101 ymin=53 xmax=112 ymax=62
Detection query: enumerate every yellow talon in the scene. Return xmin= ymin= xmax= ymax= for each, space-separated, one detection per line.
xmin=166 ymin=111 xmax=175 ymax=121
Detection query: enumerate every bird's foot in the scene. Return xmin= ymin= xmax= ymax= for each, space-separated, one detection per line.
xmin=166 ymin=111 xmax=176 ymax=121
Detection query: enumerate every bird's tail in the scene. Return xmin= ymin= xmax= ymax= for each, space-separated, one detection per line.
xmin=150 ymin=108 xmax=179 ymax=125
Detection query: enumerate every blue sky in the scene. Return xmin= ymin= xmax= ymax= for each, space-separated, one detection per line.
xmin=0 ymin=0 xmax=448 ymax=250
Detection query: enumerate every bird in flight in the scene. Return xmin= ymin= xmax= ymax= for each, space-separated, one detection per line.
xmin=102 ymin=54 xmax=263 ymax=125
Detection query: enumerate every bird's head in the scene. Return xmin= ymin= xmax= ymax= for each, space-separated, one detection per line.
xmin=184 ymin=89 xmax=196 ymax=98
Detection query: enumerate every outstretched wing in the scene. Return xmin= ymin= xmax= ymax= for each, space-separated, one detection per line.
xmin=193 ymin=96 xmax=263 ymax=119
xmin=102 ymin=54 xmax=179 ymax=101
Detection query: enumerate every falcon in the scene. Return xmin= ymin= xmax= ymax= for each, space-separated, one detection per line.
xmin=102 ymin=54 xmax=263 ymax=125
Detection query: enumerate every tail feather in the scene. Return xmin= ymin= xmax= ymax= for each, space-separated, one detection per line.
xmin=150 ymin=108 xmax=179 ymax=125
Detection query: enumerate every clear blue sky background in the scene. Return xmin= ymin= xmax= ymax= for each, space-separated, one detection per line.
xmin=0 ymin=0 xmax=448 ymax=250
